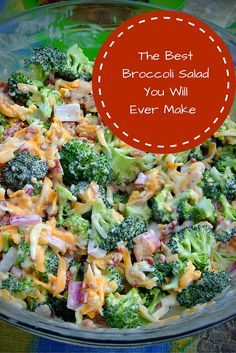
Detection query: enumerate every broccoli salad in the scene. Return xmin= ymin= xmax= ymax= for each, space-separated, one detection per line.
xmin=0 ymin=44 xmax=235 ymax=329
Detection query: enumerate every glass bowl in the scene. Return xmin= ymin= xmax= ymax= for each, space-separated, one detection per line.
xmin=0 ymin=0 xmax=235 ymax=347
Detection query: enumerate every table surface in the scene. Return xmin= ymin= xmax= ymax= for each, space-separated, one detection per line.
xmin=0 ymin=318 xmax=236 ymax=353
xmin=0 ymin=1 xmax=235 ymax=352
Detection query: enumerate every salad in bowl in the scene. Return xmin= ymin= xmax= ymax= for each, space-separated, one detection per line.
xmin=0 ymin=44 xmax=235 ymax=329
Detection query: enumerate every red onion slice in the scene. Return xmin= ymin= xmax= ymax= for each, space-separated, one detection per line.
xmin=23 ymin=184 xmax=34 ymax=195
xmin=47 ymin=234 xmax=66 ymax=253
xmin=87 ymin=241 xmax=107 ymax=259
xmin=0 ymin=247 xmax=18 ymax=272
xmin=67 ymin=281 xmax=83 ymax=310
xmin=134 ymin=172 xmax=147 ymax=188
xmin=134 ymin=230 xmax=161 ymax=262
xmin=11 ymin=266 xmax=24 ymax=279
xmin=10 ymin=214 xmax=42 ymax=226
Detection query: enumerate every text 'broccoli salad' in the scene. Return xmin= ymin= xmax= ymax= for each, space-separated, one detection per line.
xmin=0 ymin=44 xmax=235 ymax=329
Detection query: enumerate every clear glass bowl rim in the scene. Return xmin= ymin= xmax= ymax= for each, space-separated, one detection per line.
xmin=0 ymin=0 xmax=235 ymax=347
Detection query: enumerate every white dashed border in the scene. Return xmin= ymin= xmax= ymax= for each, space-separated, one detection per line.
xmin=96 ymin=14 xmax=233 ymax=149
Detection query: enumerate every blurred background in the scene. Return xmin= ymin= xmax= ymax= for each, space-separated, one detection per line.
xmin=0 ymin=0 xmax=235 ymax=33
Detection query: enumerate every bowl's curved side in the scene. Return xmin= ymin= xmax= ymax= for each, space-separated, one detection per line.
xmin=0 ymin=286 xmax=235 ymax=347
xmin=0 ymin=1 xmax=235 ymax=346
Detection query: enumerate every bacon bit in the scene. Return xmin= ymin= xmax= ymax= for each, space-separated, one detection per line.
xmin=0 ymin=81 xmax=9 ymax=93
xmin=133 ymin=280 xmax=139 ymax=288
xmin=0 ymin=200 xmax=8 ymax=212
xmin=0 ymin=214 xmax=10 ymax=226
xmin=48 ymin=72 xmax=56 ymax=85
xmin=89 ymin=282 xmax=98 ymax=290
xmin=161 ymin=220 xmax=178 ymax=236
xmin=78 ymin=132 xmax=97 ymax=141
xmin=23 ymin=184 xmax=34 ymax=195
xmin=3 ymin=122 xmax=25 ymax=138
xmin=147 ymin=257 xmax=154 ymax=265
xmin=23 ymin=127 xmax=39 ymax=141
xmin=111 ymin=253 xmax=122 ymax=265
xmin=158 ymin=254 xmax=166 ymax=263
xmin=53 ymin=159 xmax=63 ymax=173
xmin=66 ymin=271 xmax=74 ymax=287
xmin=81 ymin=319 xmax=97 ymax=328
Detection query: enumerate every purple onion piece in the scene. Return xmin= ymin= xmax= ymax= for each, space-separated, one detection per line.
xmin=10 ymin=214 xmax=42 ymax=226
xmin=67 ymin=281 xmax=83 ymax=310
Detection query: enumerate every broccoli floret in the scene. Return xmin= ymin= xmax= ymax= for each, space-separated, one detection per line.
xmin=70 ymin=182 xmax=111 ymax=208
xmin=162 ymin=260 xmax=188 ymax=291
xmin=105 ymin=267 xmax=125 ymax=293
xmin=63 ymin=211 xmax=91 ymax=238
xmin=24 ymin=47 xmax=67 ymax=82
xmin=32 ymin=183 xmax=42 ymax=196
xmin=140 ymin=287 xmax=166 ymax=315
xmin=177 ymin=271 xmax=231 ymax=308
xmin=177 ymin=197 xmax=215 ymax=224
xmin=1 ymin=234 xmax=9 ymax=253
xmin=103 ymin=288 xmax=148 ymax=328
xmin=2 ymin=152 xmax=48 ymax=191
xmin=0 ymin=113 xmax=8 ymax=138
xmin=224 ymin=176 xmax=236 ymax=202
xmin=201 ymin=167 xmax=236 ymax=202
xmin=200 ymin=170 xmax=221 ymax=201
xmin=210 ymin=167 xmax=236 ymax=202
xmin=27 ymin=87 xmax=62 ymax=122
xmin=124 ymin=203 xmax=152 ymax=223
xmin=56 ymin=182 xmax=91 ymax=248
xmin=149 ymin=188 xmax=192 ymax=224
xmin=60 ymin=138 xmax=111 ymax=185
xmin=153 ymin=258 xmax=172 ymax=287
xmin=203 ymin=271 xmax=231 ymax=292
xmin=97 ymin=185 xmax=113 ymax=208
xmin=24 ymin=45 xmax=92 ymax=83
xmin=189 ymin=145 xmax=205 ymax=161
xmin=83 ymin=153 xmax=111 ymax=186
xmin=215 ymin=146 xmax=236 ymax=173
xmin=215 ymin=230 xmax=234 ymax=243
xmin=0 ymin=113 xmax=8 ymax=127
xmin=14 ymin=241 xmax=30 ymax=265
xmin=215 ymin=227 xmax=235 ymax=243
xmin=8 ymin=72 xmax=34 ymax=104
xmin=26 ymin=297 xmax=43 ymax=312
xmin=61 ymin=44 xmax=93 ymax=81
xmin=152 ymin=256 xmax=187 ymax=290
xmin=90 ymin=198 xmax=121 ymax=250
xmin=113 ymin=192 xmax=129 ymax=205
xmin=214 ymin=117 xmax=236 ymax=145
xmin=106 ymin=146 xmax=155 ymax=184
xmin=102 ymin=216 xmax=147 ymax=251
xmin=219 ymin=195 xmax=236 ymax=221
xmin=172 ymin=150 xmax=190 ymax=164
xmin=1 ymin=274 xmax=35 ymax=294
xmin=43 ymin=121 xmax=51 ymax=130
xmin=70 ymin=181 xmax=90 ymax=200
xmin=44 ymin=248 xmax=59 ymax=276
xmin=56 ymin=184 xmax=76 ymax=226
xmin=63 ymin=209 xmax=91 ymax=249
xmin=212 ymin=247 xmax=236 ymax=272
xmin=47 ymin=295 xmax=76 ymax=322
xmin=167 ymin=225 xmax=215 ymax=271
